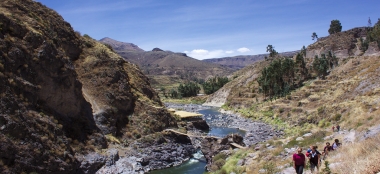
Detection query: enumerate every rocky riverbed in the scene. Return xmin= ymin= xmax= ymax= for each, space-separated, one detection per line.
xmin=92 ymin=103 xmax=284 ymax=174
xmin=166 ymin=103 xmax=284 ymax=146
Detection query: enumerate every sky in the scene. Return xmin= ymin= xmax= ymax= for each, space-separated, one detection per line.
xmin=36 ymin=0 xmax=380 ymax=60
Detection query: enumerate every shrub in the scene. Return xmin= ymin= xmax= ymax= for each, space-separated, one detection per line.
xmin=214 ymin=158 xmax=226 ymax=169
xmin=261 ymin=161 xmax=279 ymax=174
xmin=318 ymin=106 xmax=325 ymax=115
xmin=318 ymin=119 xmax=326 ymax=127
xmin=322 ymin=160 xmax=332 ymax=174
xmin=83 ymin=34 xmax=91 ymax=39
xmin=132 ymin=130 xmax=141 ymax=139
xmin=213 ymin=153 xmax=227 ymax=162
xmin=125 ymin=132 xmax=133 ymax=138
xmin=332 ymin=114 xmax=342 ymax=121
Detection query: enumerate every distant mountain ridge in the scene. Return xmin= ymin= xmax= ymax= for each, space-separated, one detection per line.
xmin=99 ymin=37 xmax=144 ymax=52
xmin=202 ymin=51 xmax=299 ymax=70
xmin=99 ymin=37 xmax=235 ymax=87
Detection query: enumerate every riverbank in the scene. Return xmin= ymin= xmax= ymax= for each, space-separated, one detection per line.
xmin=166 ymin=103 xmax=284 ymax=146
xmin=95 ymin=103 xmax=283 ymax=174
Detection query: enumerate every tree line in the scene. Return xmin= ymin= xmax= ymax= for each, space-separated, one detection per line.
xmin=202 ymin=76 xmax=229 ymax=95
xmin=258 ymin=50 xmax=308 ymax=100
xmin=164 ymin=76 xmax=229 ymax=99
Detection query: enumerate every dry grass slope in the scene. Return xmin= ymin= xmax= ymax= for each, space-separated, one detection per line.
xmin=330 ymin=133 xmax=380 ymax=174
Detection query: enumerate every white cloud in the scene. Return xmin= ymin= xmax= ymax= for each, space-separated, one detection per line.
xmin=184 ymin=49 xmax=229 ymax=60
xmin=237 ymin=47 xmax=250 ymax=53
xmin=184 ymin=47 xmax=252 ymax=60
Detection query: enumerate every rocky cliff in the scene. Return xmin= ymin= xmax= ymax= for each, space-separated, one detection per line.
xmin=0 ymin=0 xmax=176 ymax=173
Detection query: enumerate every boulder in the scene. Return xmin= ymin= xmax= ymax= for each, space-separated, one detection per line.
xmin=303 ymin=133 xmax=313 ymax=137
xmin=191 ymin=120 xmax=210 ymax=131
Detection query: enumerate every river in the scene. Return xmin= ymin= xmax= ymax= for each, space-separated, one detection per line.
xmin=149 ymin=107 xmax=246 ymax=174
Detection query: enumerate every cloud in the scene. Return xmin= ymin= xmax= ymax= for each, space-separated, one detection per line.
xmin=184 ymin=49 xmax=236 ymax=60
xmin=237 ymin=47 xmax=250 ymax=53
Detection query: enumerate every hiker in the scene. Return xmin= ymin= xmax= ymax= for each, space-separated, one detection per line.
xmin=332 ymin=125 xmax=335 ymax=132
xmin=308 ymin=146 xmax=321 ymax=173
xmin=306 ymin=145 xmax=313 ymax=157
xmin=336 ymin=124 xmax=340 ymax=132
xmin=293 ymin=147 xmax=306 ymax=174
xmin=322 ymin=142 xmax=333 ymax=159
xmin=332 ymin=139 xmax=341 ymax=150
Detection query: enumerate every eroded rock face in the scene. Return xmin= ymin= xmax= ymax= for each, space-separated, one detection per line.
xmin=186 ymin=120 xmax=210 ymax=131
xmin=0 ymin=1 xmax=107 ymax=173
xmin=0 ymin=0 xmax=177 ymax=173
xmin=98 ymin=132 xmax=196 ymax=173
xmin=201 ymin=134 xmax=245 ymax=171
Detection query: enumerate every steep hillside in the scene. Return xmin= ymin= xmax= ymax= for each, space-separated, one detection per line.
xmin=0 ymin=0 xmax=176 ymax=173
xmin=206 ymin=56 xmax=380 ymax=131
xmin=77 ymin=36 xmax=176 ymax=137
xmin=307 ymin=27 xmax=380 ymax=58
xmin=203 ymin=51 xmax=299 ymax=70
xmin=206 ymin=55 xmax=380 ymax=173
xmin=100 ymin=38 xmax=235 ymax=87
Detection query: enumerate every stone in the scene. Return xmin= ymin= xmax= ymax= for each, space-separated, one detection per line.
xmin=296 ymin=137 xmax=304 ymax=141
xmin=79 ymin=152 xmax=106 ymax=174
xmin=303 ymin=133 xmax=313 ymax=137
xmin=236 ymin=159 xmax=245 ymax=166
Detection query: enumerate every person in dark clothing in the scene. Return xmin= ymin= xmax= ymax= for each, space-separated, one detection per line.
xmin=293 ymin=147 xmax=306 ymax=174
xmin=308 ymin=146 xmax=321 ymax=173
xmin=322 ymin=142 xmax=333 ymax=159
xmin=336 ymin=125 xmax=340 ymax=131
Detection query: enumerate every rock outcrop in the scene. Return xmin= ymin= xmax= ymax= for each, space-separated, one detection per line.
xmin=0 ymin=0 xmax=177 ymax=173
xmin=97 ymin=131 xmax=196 ymax=173
xmin=201 ymin=134 xmax=245 ymax=171
xmin=306 ymin=27 xmax=371 ymax=58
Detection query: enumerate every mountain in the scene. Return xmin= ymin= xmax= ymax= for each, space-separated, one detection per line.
xmin=99 ymin=37 xmax=144 ymax=52
xmin=202 ymin=51 xmax=299 ymax=70
xmin=100 ymin=38 xmax=235 ymax=87
xmin=0 ymin=0 xmax=176 ymax=173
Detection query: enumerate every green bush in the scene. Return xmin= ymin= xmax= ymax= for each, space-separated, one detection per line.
xmin=262 ymin=161 xmax=279 ymax=174
xmin=213 ymin=153 xmax=227 ymax=162
xmin=333 ymin=114 xmax=342 ymax=121
xmin=318 ymin=119 xmax=326 ymax=127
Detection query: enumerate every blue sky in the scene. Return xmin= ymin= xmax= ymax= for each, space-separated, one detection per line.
xmin=37 ymin=0 xmax=379 ymax=59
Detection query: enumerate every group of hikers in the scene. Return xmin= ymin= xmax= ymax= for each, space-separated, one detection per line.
xmin=292 ymin=139 xmax=342 ymax=174
xmin=332 ymin=124 xmax=340 ymax=132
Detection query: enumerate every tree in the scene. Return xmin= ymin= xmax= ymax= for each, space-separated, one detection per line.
xmin=300 ymin=46 xmax=307 ymax=57
xmin=368 ymin=17 xmax=372 ymax=27
xmin=311 ymin=32 xmax=318 ymax=41
xmin=312 ymin=55 xmax=329 ymax=79
xmin=177 ymin=82 xmax=200 ymax=97
xmin=367 ymin=18 xmax=380 ymax=48
xmin=258 ymin=57 xmax=301 ymax=100
xmin=266 ymin=45 xmax=278 ymax=58
xmin=328 ymin=20 xmax=342 ymax=34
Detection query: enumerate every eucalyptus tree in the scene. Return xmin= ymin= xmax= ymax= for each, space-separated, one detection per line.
xmin=312 ymin=32 xmax=318 ymax=41
xmin=328 ymin=20 xmax=342 ymax=34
